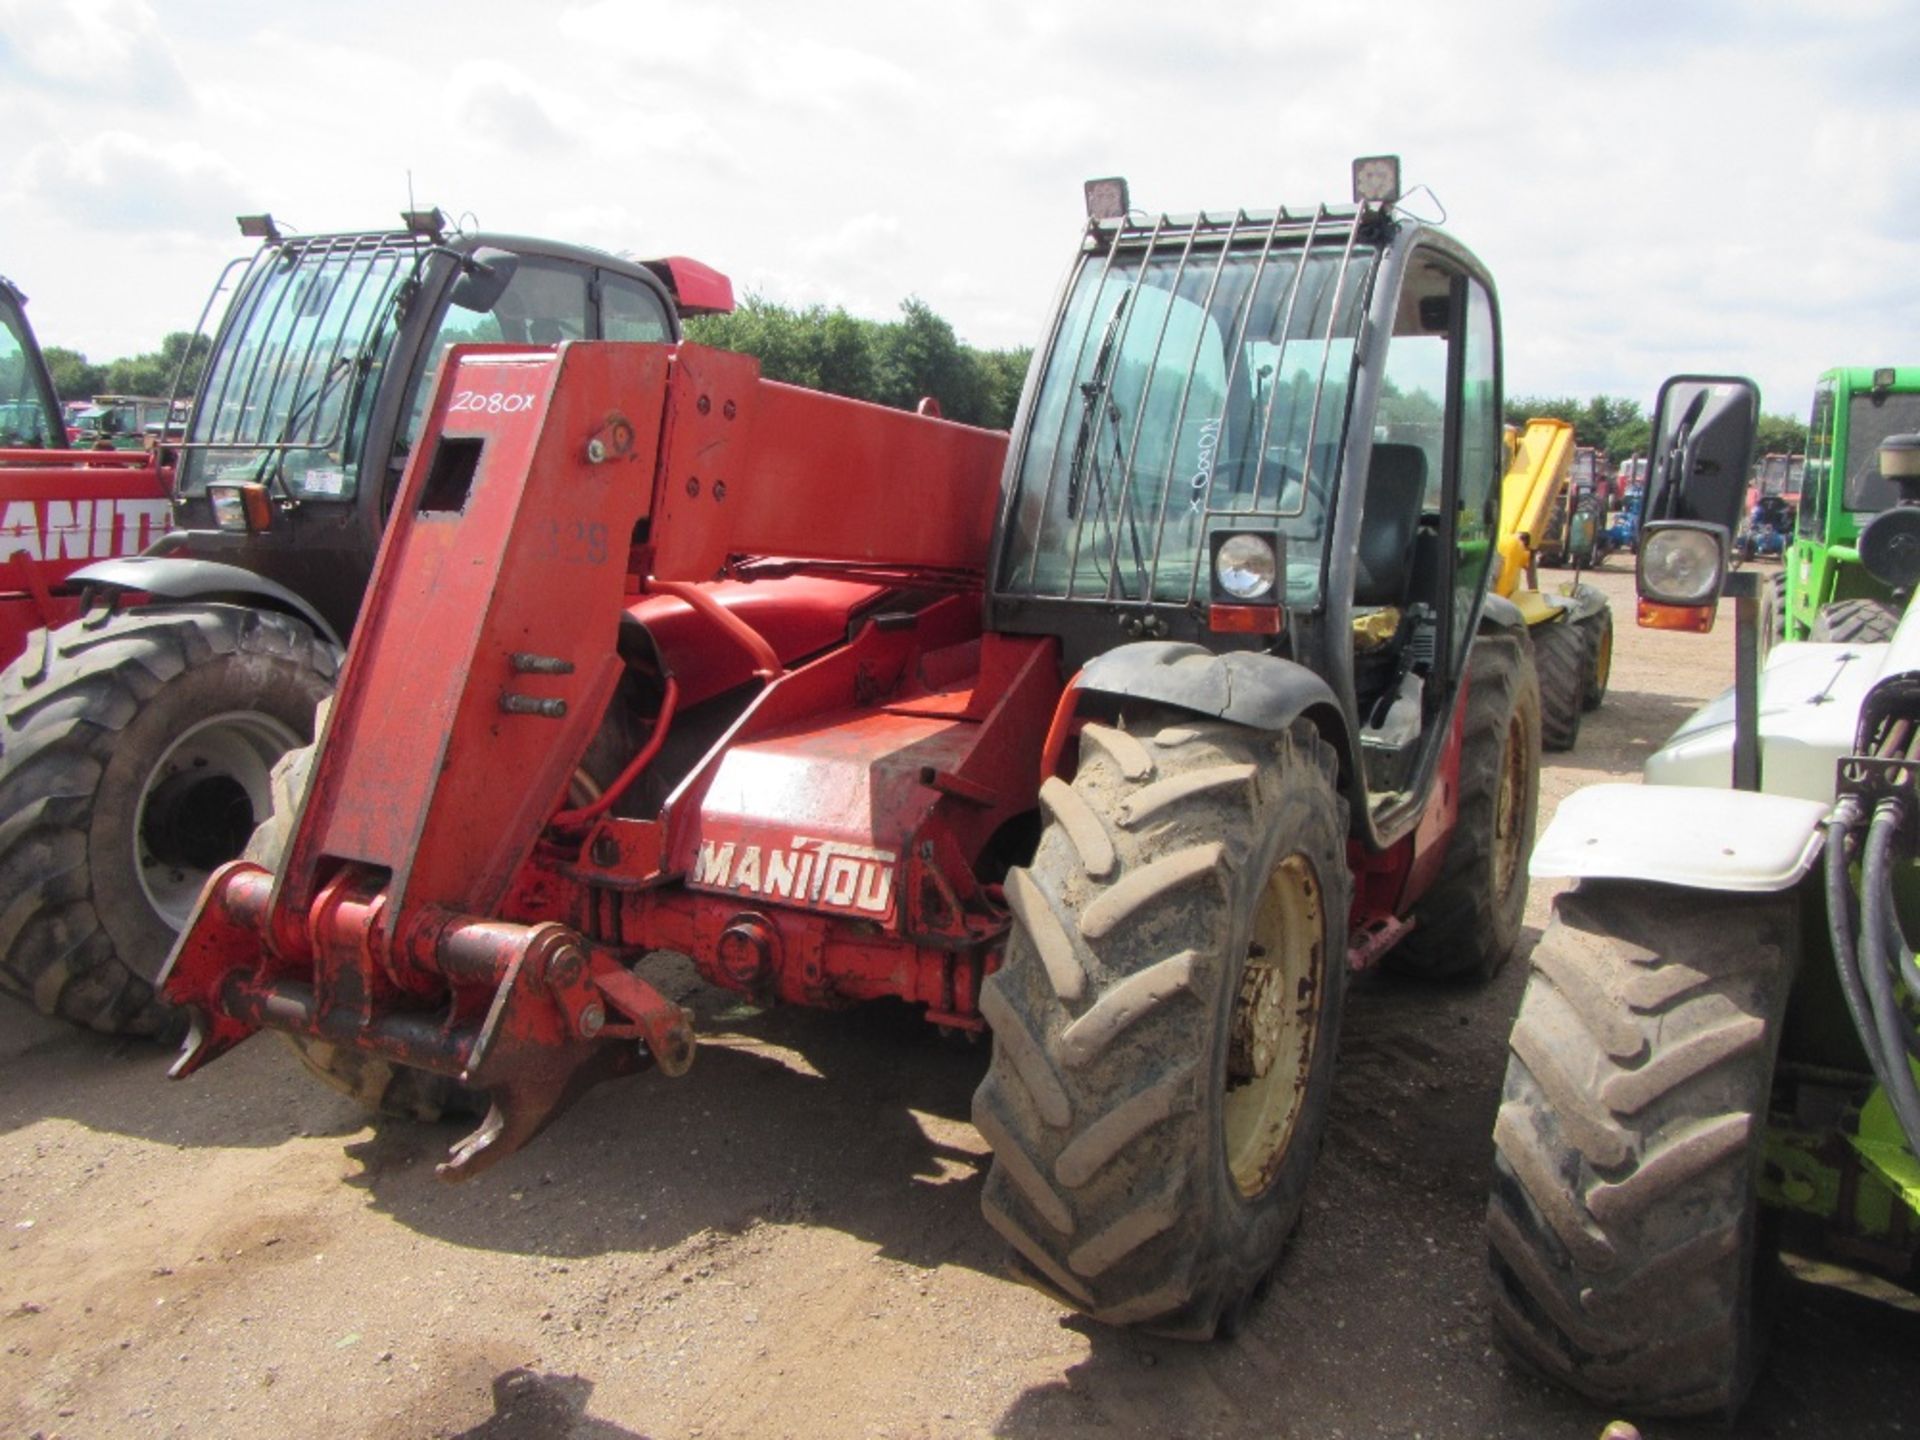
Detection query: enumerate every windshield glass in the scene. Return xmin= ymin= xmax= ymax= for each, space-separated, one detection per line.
xmin=1844 ymin=390 xmax=1920 ymax=512
xmin=0 ymin=296 xmax=58 ymax=448
xmin=179 ymin=238 xmax=422 ymax=500
xmin=998 ymin=225 xmax=1374 ymax=608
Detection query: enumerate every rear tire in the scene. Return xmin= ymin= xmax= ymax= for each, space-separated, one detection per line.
xmin=0 ymin=605 xmax=336 ymax=1035
xmin=243 ymin=718 xmax=478 ymax=1122
xmin=974 ymin=716 xmax=1350 ymax=1336
xmin=1808 ymin=597 xmax=1899 ymax=644
xmin=1532 ymin=619 xmax=1585 ymax=751
xmin=1574 ymin=593 xmax=1611 ymax=713
xmin=1386 ymin=630 xmax=1540 ymax=981
xmin=1487 ymin=882 xmax=1792 ymax=1418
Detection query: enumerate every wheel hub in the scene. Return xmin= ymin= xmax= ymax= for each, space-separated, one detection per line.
xmin=135 ymin=711 xmax=300 ymax=931
xmin=1493 ymin=713 xmax=1526 ymax=900
xmin=1223 ymin=852 xmax=1327 ymax=1198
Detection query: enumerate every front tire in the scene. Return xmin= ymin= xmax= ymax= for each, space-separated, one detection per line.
xmin=974 ymin=716 xmax=1350 ymax=1336
xmin=1532 ymin=618 xmax=1585 ymax=751
xmin=1385 ymin=629 xmax=1541 ymax=981
xmin=1809 ymin=597 xmax=1899 ymax=645
xmin=1574 ymin=593 xmax=1612 ymax=713
xmin=0 ymin=605 xmax=336 ymax=1034
xmin=1487 ymin=882 xmax=1793 ymax=1418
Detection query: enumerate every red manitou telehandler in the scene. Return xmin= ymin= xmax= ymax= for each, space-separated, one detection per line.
xmin=163 ymin=162 xmax=1543 ymax=1336
xmin=0 ymin=217 xmax=728 ymax=1037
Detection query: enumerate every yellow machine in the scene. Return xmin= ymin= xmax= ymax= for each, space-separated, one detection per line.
xmin=1496 ymin=418 xmax=1612 ymax=749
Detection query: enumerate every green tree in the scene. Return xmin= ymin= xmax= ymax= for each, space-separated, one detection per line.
xmin=101 ymin=331 xmax=210 ymax=398
xmin=1605 ymin=417 xmax=1651 ymax=462
xmin=43 ymin=346 xmax=107 ymax=402
xmin=871 ymin=297 xmax=980 ymax=420
xmin=1755 ymin=411 xmax=1808 ymax=456
xmin=688 ymin=294 xmax=1030 ymax=429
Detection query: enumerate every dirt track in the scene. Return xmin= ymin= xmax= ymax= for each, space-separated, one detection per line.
xmin=3 ymin=562 xmax=1916 ymax=1440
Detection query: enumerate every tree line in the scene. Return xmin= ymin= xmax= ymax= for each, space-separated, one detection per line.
xmin=43 ymin=297 xmax=1033 ymax=430
xmin=45 ymin=303 xmax=1811 ymax=463
xmin=44 ymin=332 xmax=211 ymax=403
xmin=683 ymin=296 xmax=1031 ymax=430
xmin=1505 ymin=393 xmax=1809 ymax=464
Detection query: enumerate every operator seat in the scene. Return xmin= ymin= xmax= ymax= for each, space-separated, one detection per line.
xmin=1353 ymin=443 xmax=1428 ymax=609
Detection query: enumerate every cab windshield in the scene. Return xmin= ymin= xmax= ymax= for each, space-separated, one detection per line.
xmin=998 ymin=223 xmax=1375 ymax=608
xmin=0 ymin=295 xmax=59 ymax=448
xmin=178 ymin=237 xmax=422 ymax=501
xmin=1844 ymin=390 xmax=1920 ymax=512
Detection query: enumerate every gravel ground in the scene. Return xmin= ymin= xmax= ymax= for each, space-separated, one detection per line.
xmin=2 ymin=560 xmax=1916 ymax=1440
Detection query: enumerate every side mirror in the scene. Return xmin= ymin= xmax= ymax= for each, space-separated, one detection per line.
xmin=1635 ymin=374 xmax=1760 ymax=631
xmin=450 ymin=248 xmax=519 ymax=314
xmin=1644 ymin=374 xmax=1760 ymax=534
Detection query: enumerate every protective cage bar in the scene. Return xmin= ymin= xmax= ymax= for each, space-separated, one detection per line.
xmin=1012 ymin=203 xmax=1375 ymax=607
xmin=182 ymin=231 xmax=431 ymax=459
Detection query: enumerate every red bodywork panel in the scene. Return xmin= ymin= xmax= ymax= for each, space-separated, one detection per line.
xmin=0 ymin=449 xmax=169 ymax=665
xmin=1347 ymin=677 xmax=1470 ymax=967
xmin=626 ymin=578 xmax=886 ymax=708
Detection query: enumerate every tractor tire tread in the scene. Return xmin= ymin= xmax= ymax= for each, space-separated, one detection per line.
xmin=1533 ymin=618 xmax=1586 ymax=752
xmin=1385 ymin=631 xmax=1541 ymax=981
xmin=1486 ymin=881 xmax=1793 ymax=1419
xmin=0 ymin=605 xmax=337 ymax=1035
xmin=976 ymin=715 xmax=1349 ymax=1337
xmin=1809 ymin=597 xmax=1900 ymax=645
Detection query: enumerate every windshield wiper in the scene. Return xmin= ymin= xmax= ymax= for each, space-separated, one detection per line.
xmin=249 ymin=352 xmax=359 ymax=500
xmin=1067 ymin=294 xmax=1128 ymax=519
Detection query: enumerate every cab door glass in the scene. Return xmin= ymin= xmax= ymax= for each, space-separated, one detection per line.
xmin=600 ymin=276 xmax=671 ymax=342
xmin=400 ymin=260 xmax=591 ymax=451
xmin=1450 ymin=277 xmax=1500 ymax=671
xmin=1799 ymin=385 xmax=1833 ymax=537
xmin=0 ymin=301 xmax=56 ymax=447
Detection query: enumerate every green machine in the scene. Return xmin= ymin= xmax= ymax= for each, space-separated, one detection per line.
xmin=1782 ymin=366 xmax=1920 ymax=641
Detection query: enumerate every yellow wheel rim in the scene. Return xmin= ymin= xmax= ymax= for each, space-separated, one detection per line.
xmin=1493 ymin=712 xmax=1527 ymax=901
xmin=1223 ymin=853 xmax=1328 ymax=1198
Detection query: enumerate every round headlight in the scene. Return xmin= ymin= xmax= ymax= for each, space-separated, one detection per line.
xmin=1215 ymin=534 xmax=1277 ymax=600
xmin=1641 ymin=527 xmax=1722 ymax=604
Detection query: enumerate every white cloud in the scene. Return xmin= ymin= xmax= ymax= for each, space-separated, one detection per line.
xmin=0 ymin=0 xmax=188 ymax=106
xmin=1 ymin=0 xmax=1914 ymax=416
xmin=19 ymin=132 xmax=253 ymax=234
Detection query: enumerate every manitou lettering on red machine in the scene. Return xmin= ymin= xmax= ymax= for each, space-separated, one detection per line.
xmin=690 ymin=831 xmax=899 ymax=919
xmin=0 ymin=497 xmax=172 ymax=562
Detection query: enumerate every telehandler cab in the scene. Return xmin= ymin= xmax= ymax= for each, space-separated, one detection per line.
xmin=1781 ymin=365 xmax=1920 ymax=643
xmin=0 ymin=215 xmax=729 ymax=1037
xmin=163 ymin=162 xmax=1543 ymax=1336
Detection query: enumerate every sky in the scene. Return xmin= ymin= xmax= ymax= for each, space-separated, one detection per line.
xmin=3 ymin=0 xmax=1916 ymax=421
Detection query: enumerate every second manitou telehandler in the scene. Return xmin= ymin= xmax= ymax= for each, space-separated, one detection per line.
xmin=0 ymin=214 xmax=728 ymax=1036
xmin=163 ymin=161 xmax=1544 ymax=1335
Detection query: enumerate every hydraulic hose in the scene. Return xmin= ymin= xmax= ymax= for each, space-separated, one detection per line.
xmin=1826 ymin=793 xmax=1920 ymax=1157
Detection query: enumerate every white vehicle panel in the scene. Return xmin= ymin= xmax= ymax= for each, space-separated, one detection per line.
xmin=1530 ymin=783 xmax=1830 ymax=891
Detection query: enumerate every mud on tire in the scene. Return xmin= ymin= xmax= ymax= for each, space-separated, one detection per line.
xmin=1487 ymin=881 xmax=1793 ymax=1418
xmin=973 ymin=715 xmax=1350 ymax=1337
xmin=243 ymin=721 xmax=478 ymax=1122
xmin=0 ymin=604 xmax=336 ymax=1035
xmin=1385 ymin=629 xmax=1540 ymax=982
